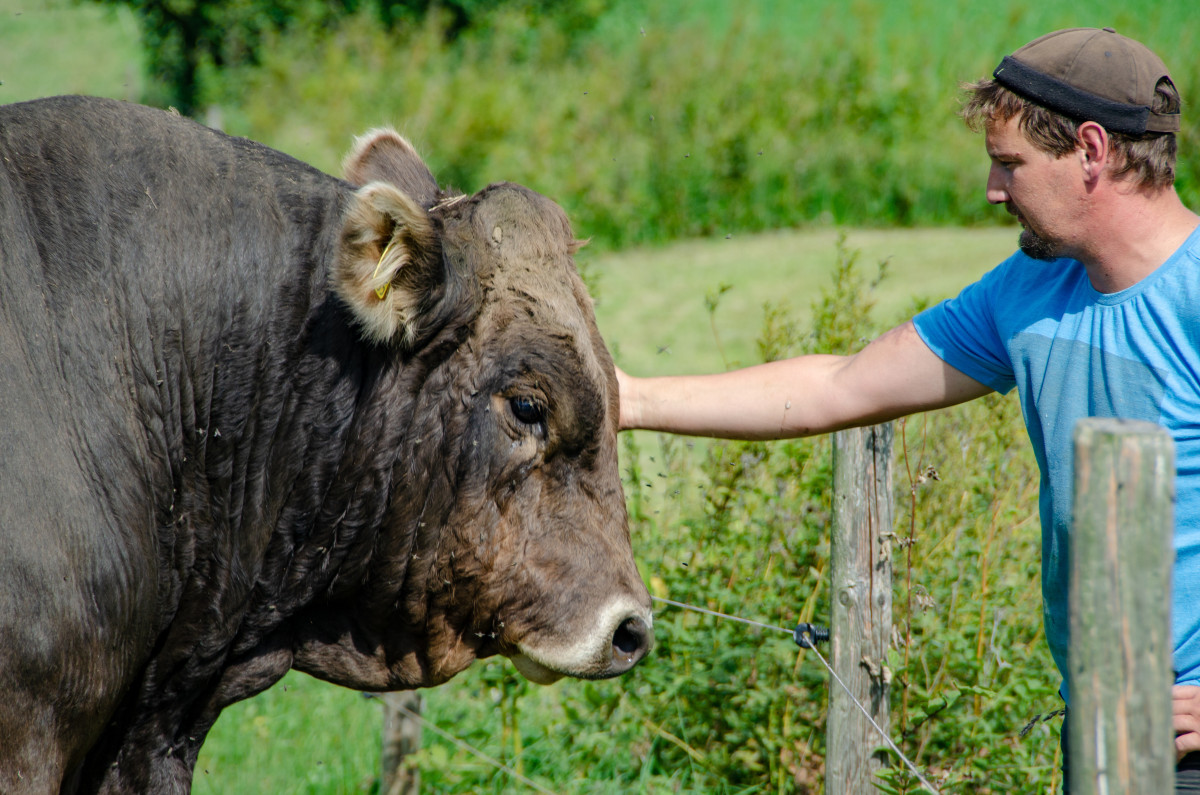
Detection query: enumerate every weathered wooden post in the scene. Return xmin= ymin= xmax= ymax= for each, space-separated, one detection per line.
xmin=381 ymin=691 xmax=423 ymax=795
xmin=827 ymin=422 xmax=894 ymax=794
xmin=1069 ymin=418 xmax=1175 ymax=794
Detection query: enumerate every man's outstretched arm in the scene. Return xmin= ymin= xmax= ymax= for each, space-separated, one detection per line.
xmin=617 ymin=320 xmax=992 ymax=440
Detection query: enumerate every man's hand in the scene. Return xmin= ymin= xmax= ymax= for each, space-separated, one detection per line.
xmin=1174 ymin=685 xmax=1200 ymax=762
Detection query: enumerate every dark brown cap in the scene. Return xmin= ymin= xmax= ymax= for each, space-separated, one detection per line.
xmin=993 ymin=27 xmax=1179 ymax=135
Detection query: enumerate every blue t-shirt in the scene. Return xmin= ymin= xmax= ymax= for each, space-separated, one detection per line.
xmin=913 ymin=223 xmax=1200 ymax=699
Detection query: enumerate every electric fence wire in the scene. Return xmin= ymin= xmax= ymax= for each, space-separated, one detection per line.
xmin=386 ymin=596 xmax=938 ymax=794
xmin=391 ymin=702 xmax=561 ymax=795
xmin=651 ymin=595 xmax=942 ymax=795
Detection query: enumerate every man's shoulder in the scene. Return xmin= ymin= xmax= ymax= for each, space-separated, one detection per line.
xmin=968 ymin=250 xmax=1088 ymax=309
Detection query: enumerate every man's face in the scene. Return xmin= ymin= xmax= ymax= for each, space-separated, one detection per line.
xmin=984 ymin=115 xmax=1084 ymax=260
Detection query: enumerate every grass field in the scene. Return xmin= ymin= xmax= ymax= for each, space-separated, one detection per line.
xmin=0 ymin=0 xmax=143 ymax=103
xmin=590 ymin=225 xmax=1018 ymax=377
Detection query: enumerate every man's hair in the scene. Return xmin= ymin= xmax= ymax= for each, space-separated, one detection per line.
xmin=961 ymin=77 xmax=1179 ymax=190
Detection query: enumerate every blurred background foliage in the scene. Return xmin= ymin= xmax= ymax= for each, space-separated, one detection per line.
xmin=31 ymin=0 xmax=1194 ymax=251
xmin=84 ymin=0 xmax=608 ymax=115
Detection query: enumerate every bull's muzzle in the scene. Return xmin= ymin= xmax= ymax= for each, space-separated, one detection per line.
xmin=510 ymin=598 xmax=654 ymax=684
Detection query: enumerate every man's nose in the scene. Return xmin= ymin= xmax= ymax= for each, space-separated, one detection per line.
xmin=986 ymin=165 xmax=1008 ymax=205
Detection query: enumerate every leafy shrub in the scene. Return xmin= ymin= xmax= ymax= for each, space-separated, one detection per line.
xmin=86 ymin=0 xmax=608 ymax=114
xmin=201 ymin=0 xmax=1197 ymax=251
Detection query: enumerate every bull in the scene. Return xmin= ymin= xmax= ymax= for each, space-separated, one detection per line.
xmin=0 ymin=95 xmax=652 ymax=794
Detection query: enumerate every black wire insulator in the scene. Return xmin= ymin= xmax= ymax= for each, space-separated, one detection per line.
xmin=793 ymin=622 xmax=831 ymax=649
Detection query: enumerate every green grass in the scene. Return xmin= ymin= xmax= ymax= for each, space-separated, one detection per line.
xmin=588 ymin=225 xmax=1019 ymax=377
xmin=0 ymin=0 xmax=143 ymax=104
xmin=193 ymin=673 xmax=380 ymax=795
xmin=192 ymin=673 xmax=379 ymax=795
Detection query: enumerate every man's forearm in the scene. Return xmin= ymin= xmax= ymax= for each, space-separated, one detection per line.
xmin=616 ymin=321 xmax=991 ymax=441
xmin=618 ymin=356 xmax=849 ymax=440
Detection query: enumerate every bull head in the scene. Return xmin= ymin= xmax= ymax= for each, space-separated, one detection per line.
xmin=313 ymin=130 xmax=653 ymax=688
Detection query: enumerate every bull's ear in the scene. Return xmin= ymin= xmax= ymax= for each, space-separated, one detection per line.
xmin=342 ymin=128 xmax=440 ymax=209
xmin=335 ymin=181 xmax=440 ymax=348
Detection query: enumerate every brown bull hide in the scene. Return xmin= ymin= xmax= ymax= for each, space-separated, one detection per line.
xmin=0 ymin=96 xmax=651 ymax=795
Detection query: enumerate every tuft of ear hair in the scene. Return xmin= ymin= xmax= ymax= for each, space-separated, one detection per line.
xmin=335 ymin=181 xmax=440 ymax=347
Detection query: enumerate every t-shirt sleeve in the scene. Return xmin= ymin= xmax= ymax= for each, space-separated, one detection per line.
xmin=911 ymin=264 xmax=1017 ymax=395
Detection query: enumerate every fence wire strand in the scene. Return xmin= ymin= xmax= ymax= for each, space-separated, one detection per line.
xmin=388 ymin=596 xmax=940 ymax=794
xmin=652 ymin=595 xmax=942 ymax=795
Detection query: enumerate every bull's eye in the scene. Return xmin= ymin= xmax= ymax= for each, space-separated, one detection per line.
xmin=509 ymin=395 xmax=545 ymax=427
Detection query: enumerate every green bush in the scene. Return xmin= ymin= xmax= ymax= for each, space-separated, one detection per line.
xmin=202 ymin=0 xmax=1198 ymax=251
xmin=86 ymin=0 xmax=608 ymax=114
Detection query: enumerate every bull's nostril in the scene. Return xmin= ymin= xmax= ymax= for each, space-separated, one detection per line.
xmin=612 ymin=615 xmax=650 ymax=664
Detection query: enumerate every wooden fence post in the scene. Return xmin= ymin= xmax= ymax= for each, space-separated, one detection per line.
xmin=1069 ymin=418 xmax=1175 ymax=794
xmin=381 ymin=691 xmax=423 ymax=795
xmin=827 ymin=422 xmax=894 ymax=794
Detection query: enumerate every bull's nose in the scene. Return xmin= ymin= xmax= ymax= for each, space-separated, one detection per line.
xmin=610 ymin=614 xmax=652 ymax=672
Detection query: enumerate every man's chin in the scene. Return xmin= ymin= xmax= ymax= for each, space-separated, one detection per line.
xmin=1018 ymin=227 xmax=1059 ymax=261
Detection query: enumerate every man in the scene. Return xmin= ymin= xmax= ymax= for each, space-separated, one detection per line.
xmin=617 ymin=27 xmax=1200 ymax=787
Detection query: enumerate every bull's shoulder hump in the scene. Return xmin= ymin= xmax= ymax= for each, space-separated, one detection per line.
xmin=1 ymin=95 xmax=340 ymax=190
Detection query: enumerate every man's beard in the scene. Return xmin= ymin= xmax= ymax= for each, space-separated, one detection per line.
xmin=1018 ymin=225 xmax=1059 ymax=261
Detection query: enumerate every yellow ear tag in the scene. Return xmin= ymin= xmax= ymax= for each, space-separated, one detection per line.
xmin=372 ymin=239 xmax=396 ymax=301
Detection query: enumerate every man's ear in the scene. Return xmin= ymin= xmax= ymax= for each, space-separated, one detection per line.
xmin=1077 ymin=121 xmax=1110 ymax=183
xmin=335 ymin=181 xmax=441 ymax=348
